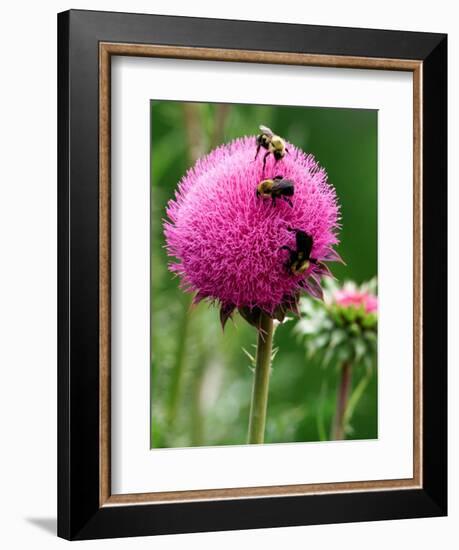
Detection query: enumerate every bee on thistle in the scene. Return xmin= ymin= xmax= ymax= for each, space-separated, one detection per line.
xmin=255 ymin=125 xmax=289 ymax=173
xmin=281 ymin=228 xmax=316 ymax=275
xmin=256 ymin=175 xmax=294 ymax=207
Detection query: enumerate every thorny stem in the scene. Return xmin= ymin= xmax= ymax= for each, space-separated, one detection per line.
xmin=331 ymin=361 xmax=353 ymax=440
xmin=247 ymin=313 xmax=274 ymax=444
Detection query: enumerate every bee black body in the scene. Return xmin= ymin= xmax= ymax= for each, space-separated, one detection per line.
xmin=281 ymin=229 xmax=315 ymax=275
xmin=256 ymin=175 xmax=294 ymax=207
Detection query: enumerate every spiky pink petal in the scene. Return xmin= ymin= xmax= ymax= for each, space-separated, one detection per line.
xmin=334 ymin=288 xmax=378 ymax=314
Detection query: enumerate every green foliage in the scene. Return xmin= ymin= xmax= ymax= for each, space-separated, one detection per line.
xmin=296 ymin=280 xmax=377 ymax=371
xmin=150 ymin=100 xmax=378 ymax=448
xmin=295 ymin=279 xmax=378 ymax=437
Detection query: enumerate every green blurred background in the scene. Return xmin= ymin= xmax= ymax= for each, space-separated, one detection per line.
xmin=150 ymin=101 xmax=377 ymax=448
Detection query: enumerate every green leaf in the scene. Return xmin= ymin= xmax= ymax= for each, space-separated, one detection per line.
xmin=322 ymin=346 xmax=336 ymax=368
xmin=362 ymin=313 xmax=377 ymax=328
xmin=295 ymin=318 xmax=319 ymax=335
xmin=349 ymin=322 xmax=361 ymax=336
xmin=336 ymin=342 xmax=352 ymax=363
xmin=362 ymin=354 xmax=375 ymax=372
xmin=363 ymin=329 xmax=377 ymax=342
xmin=315 ymin=333 xmax=330 ymax=349
xmin=329 ymin=328 xmax=347 ymax=349
xmin=353 ymin=338 xmax=367 ymax=363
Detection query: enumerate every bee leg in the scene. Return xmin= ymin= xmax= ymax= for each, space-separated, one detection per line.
xmin=284 ymin=197 xmax=293 ymax=208
xmin=279 ymin=254 xmax=291 ymax=272
xmin=271 ymin=196 xmax=277 ymax=207
xmin=280 ymin=246 xmax=297 ymax=271
xmin=254 ymin=143 xmax=261 ymax=161
xmin=262 ymin=151 xmax=269 ymax=174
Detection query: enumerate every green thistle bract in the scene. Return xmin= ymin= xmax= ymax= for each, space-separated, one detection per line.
xmin=295 ymin=279 xmax=377 ymax=372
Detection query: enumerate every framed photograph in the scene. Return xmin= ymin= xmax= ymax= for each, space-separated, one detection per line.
xmin=58 ymin=9 xmax=447 ymax=540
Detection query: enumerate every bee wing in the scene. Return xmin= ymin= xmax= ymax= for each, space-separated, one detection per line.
xmin=272 ymin=179 xmax=294 ymax=191
xmin=259 ymin=125 xmax=274 ymax=137
xmin=296 ymin=231 xmax=313 ymax=258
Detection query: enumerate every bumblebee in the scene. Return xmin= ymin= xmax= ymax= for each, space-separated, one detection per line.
xmin=256 ymin=175 xmax=294 ymax=207
xmin=255 ymin=125 xmax=289 ymax=172
xmin=281 ymin=229 xmax=316 ymax=275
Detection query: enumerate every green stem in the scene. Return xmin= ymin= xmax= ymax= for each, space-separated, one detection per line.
xmin=343 ymin=369 xmax=372 ymax=428
xmin=210 ymin=104 xmax=231 ymax=148
xmin=316 ymin=378 xmax=329 ymax=442
xmin=190 ymin=351 xmax=209 ymax=447
xmin=247 ymin=313 xmax=274 ymax=444
xmin=166 ymin=295 xmax=192 ymax=431
xmin=164 ymin=104 xmax=206 ymax=438
xmin=331 ymin=361 xmax=353 ymax=440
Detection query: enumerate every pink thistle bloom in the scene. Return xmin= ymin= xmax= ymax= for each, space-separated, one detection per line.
xmin=334 ymin=287 xmax=378 ymax=314
xmin=164 ymin=136 xmax=341 ymax=325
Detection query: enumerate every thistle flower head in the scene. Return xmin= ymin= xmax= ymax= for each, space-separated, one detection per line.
xmin=334 ymin=285 xmax=378 ymax=314
xmin=296 ymin=279 xmax=377 ymax=370
xmin=165 ymin=135 xmax=341 ymax=326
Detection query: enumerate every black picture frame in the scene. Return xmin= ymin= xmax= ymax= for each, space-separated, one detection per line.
xmin=58 ymin=9 xmax=447 ymax=540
